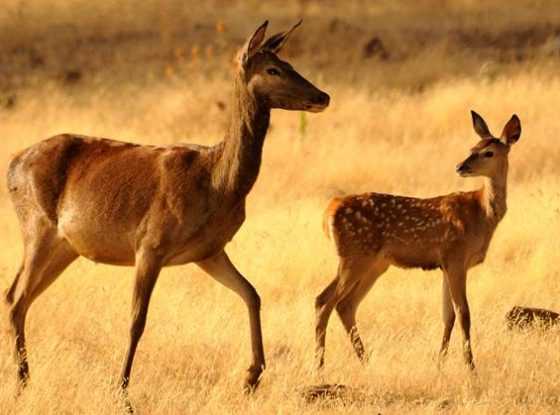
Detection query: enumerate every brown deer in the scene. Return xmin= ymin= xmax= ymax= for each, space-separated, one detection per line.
xmin=315 ymin=111 xmax=521 ymax=371
xmin=4 ymin=20 xmax=329 ymax=395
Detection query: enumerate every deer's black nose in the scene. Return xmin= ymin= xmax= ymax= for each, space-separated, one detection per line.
xmin=312 ymin=92 xmax=330 ymax=107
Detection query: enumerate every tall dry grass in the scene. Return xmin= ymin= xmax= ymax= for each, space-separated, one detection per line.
xmin=1 ymin=1 xmax=560 ymax=414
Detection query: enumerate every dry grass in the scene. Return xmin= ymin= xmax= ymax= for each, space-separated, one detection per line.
xmin=1 ymin=1 xmax=560 ymax=414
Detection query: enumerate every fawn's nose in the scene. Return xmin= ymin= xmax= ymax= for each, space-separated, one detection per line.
xmin=312 ymin=92 xmax=330 ymax=107
xmin=456 ymin=154 xmax=477 ymax=175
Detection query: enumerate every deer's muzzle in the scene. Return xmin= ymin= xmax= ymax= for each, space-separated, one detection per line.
xmin=307 ymin=91 xmax=330 ymax=112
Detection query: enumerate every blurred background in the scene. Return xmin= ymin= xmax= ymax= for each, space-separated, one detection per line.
xmin=1 ymin=1 xmax=560 ymax=414
xmin=2 ymin=0 xmax=560 ymax=90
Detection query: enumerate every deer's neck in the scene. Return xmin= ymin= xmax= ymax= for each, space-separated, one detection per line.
xmin=479 ymin=165 xmax=508 ymax=223
xmin=214 ymin=76 xmax=270 ymax=200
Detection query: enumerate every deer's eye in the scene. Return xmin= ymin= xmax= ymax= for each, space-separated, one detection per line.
xmin=267 ymin=68 xmax=280 ymax=76
xmin=483 ymin=151 xmax=494 ymax=158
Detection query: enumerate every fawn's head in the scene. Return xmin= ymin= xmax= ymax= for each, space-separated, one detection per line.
xmin=456 ymin=111 xmax=522 ymax=178
xmin=236 ymin=21 xmax=330 ymax=112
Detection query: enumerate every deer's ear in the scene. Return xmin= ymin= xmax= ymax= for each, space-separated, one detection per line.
xmin=261 ymin=20 xmax=302 ymax=54
xmin=501 ymin=114 xmax=521 ymax=145
xmin=239 ymin=21 xmax=268 ymax=67
xmin=471 ymin=110 xmax=492 ymax=139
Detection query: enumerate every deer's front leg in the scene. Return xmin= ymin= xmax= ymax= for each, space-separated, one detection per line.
xmin=197 ymin=250 xmax=265 ymax=392
xmin=439 ymin=274 xmax=456 ymax=367
xmin=444 ymin=264 xmax=475 ymax=370
xmin=120 ymin=250 xmax=162 ymax=390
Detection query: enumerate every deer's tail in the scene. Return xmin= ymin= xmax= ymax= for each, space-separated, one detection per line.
xmin=323 ymin=197 xmax=343 ymax=240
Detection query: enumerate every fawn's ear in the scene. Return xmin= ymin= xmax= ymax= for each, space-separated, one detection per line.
xmin=471 ymin=110 xmax=492 ymax=139
xmin=261 ymin=20 xmax=302 ymax=54
xmin=239 ymin=21 xmax=268 ymax=68
xmin=500 ymin=114 xmax=521 ymax=145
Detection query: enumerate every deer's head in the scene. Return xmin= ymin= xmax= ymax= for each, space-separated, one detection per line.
xmin=236 ymin=21 xmax=330 ymax=112
xmin=456 ymin=111 xmax=522 ymax=178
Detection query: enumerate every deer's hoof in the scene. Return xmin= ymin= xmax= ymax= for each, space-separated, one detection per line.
xmin=314 ymin=357 xmax=325 ymax=372
xmin=243 ymin=364 xmax=264 ymax=393
xmin=17 ymin=363 xmax=30 ymax=388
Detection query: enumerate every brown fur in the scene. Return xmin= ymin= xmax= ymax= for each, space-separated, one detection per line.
xmin=315 ymin=111 xmax=521 ymax=371
xmin=4 ymin=21 xmax=329 ymax=397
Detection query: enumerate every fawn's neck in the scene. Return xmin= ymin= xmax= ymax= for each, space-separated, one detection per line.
xmin=479 ymin=164 xmax=508 ymax=223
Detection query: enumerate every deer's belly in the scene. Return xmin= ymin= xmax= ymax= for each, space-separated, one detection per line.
xmin=57 ymin=207 xmax=137 ymax=265
xmin=57 ymin=197 xmax=246 ymax=266
xmin=386 ymin=242 xmax=442 ymax=270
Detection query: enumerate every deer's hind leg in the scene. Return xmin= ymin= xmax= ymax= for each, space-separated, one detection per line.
xmin=7 ymin=221 xmax=78 ymax=387
xmin=314 ymin=256 xmax=373 ymax=369
xmin=314 ymin=275 xmax=340 ymax=370
xmin=335 ymin=257 xmax=389 ymax=363
xmin=5 ymin=264 xmax=23 ymax=305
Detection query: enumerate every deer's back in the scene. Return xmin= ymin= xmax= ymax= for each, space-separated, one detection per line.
xmin=325 ymin=192 xmax=485 ymax=268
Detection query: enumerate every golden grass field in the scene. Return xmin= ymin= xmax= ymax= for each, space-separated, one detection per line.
xmin=1 ymin=1 xmax=560 ymax=413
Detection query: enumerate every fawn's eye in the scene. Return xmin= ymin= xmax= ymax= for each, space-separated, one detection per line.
xmin=483 ymin=151 xmax=494 ymax=158
xmin=267 ymin=68 xmax=280 ymax=76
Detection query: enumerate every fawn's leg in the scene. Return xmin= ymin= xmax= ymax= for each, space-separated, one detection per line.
xmin=335 ymin=258 xmax=388 ymax=363
xmin=444 ymin=264 xmax=474 ymax=370
xmin=439 ymin=274 xmax=456 ymax=366
xmin=314 ymin=256 xmax=370 ymax=369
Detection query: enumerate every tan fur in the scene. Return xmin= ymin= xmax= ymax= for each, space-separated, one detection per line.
xmin=315 ymin=111 xmax=521 ymax=371
xmin=323 ymin=197 xmax=343 ymax=240
xmin=4 ymin=21 xmax=329 ymax=397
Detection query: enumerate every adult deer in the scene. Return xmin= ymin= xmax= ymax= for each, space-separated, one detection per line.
xmin=4 ymin=20 xmax=329 ymax=394
xmin=315 ymin=111 xmax=521 ymax=371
